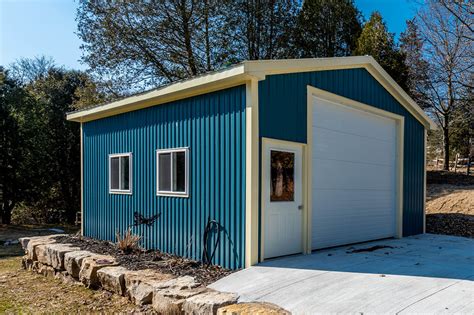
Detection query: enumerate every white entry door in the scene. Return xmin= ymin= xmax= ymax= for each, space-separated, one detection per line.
xmin=263 ymin=139 xmax=303 ymax=259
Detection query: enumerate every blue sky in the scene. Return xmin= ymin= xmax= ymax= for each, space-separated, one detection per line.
xmin=1 ymin=0 xmax=420 ymax=71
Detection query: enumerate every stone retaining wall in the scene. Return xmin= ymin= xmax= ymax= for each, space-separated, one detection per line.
xmin=19 ymin=235 xmax=238 ymax=314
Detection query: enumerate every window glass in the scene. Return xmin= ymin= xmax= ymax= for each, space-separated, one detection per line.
xmin=173 ymin=151 xmax=186 ymax=192
xmin=159 ymin=153 xmax=171 ymax=191
xmin=270 ymin=150 xmax=295 ymax=202
xmin=110 ymin=157 xmax=120 ymax=190
xmin=120 ymin=156 xmax=130 ymax=190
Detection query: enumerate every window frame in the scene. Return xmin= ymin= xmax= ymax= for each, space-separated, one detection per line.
xmin=108 ymin=152 xmax=133 ymax=195
xmin=156 ymin=147 xmax=189 ymax=197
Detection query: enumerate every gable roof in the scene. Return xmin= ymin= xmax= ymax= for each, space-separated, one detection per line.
xmin=67 ymin=56 xmax=436 ymax=129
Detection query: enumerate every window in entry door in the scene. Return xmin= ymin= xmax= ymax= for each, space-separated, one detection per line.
xmin=270 ymin=150 xmax=295 ymax=202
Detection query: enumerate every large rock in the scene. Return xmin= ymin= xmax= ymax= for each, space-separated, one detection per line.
xmin=153 ymin=275 xmax=200 ymax=290
xmin=97 ymin=266 xmax=128 ymax=295
xmin=36 ymin=262 xmax=56 ymax=278
xmin=19 ymin=237 xmax=31 ymax=250
xmin=79 ymin=255 xmax=118 ymax=288
xmin=21 ymin=255 xmax=33 ymax=270
xmin=183 ymin=290 xmax=238 ymax=315
xmin=151 ymin=276 xmax=203 ymax=313
xmin=54 ymin=270 xmax=80 ymax=285
xmin=217 ymin=302 xmax=291 ymax=315
xmin=124 ymin=269 xmax=174 ymax=305
xmin=20 ymin=235 xmax=58 ymax=250
xmin=26 ymin=236 xmax=57 ymax=260
xmin=64 ymin=250 xmax=94 ymax=279
xmin=45 ymin=243 xmax=80 ymax=270
xmin=152 ymin=287 xmax=207 ymax=314
xmin=35 ymin=244 xmax=52 ymax=265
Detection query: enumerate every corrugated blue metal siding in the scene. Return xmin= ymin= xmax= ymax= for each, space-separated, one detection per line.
xmin=82 ymin=85 xmax=246 ymax=269
xmin=259 ymin=68 xmax=425 ymax=236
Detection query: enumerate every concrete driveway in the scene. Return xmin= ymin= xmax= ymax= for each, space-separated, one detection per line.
xmin=210 ymin=234 xmax=474 ymax=314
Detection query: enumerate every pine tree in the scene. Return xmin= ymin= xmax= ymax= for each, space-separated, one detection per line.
xmin=354 ymin=12 xmax=408 ymax=90
xmin=294 ymin=0 xmax=362 ymax=57
xmin=399 ymin=19 xmax=429 ymax=107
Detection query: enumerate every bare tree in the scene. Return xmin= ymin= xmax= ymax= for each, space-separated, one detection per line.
xmin=9 ymin=56 xmax=56 ymax=84
xmin=416 ymin=0 xmax=473 ymax=170
xmin=437 ymin=0 xmax=473 ymax=41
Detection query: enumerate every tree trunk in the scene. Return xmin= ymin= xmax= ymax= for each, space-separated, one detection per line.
xmin=1 ymin=202 xmax=13 ymax=225
xmin=204 ymin=0 xmax=211 ymax=71
xmin=443 ymin=115 xmax=450 ymax=171
xmin=180 ymin=0 xmax=198 ymax=75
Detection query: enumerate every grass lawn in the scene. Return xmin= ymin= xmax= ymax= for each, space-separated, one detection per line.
xmin=0 ymin=225 xmax=143 ymax=314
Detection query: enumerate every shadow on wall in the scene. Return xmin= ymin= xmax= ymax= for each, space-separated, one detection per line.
xmin=203 ymin=220 xmax=241 ymax=269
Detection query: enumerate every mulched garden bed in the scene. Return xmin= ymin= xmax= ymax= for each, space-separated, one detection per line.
xmin=53 ymin=235 xmax=234 ymax=286
xmin=426 ymin=213 xmax=474 ymax=239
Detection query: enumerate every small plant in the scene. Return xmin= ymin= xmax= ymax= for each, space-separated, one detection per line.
xmin=115 ymin=227 xmax=141 ymax=254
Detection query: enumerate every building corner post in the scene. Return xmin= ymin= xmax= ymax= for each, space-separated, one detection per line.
xmin=423 ymin=129 xmax=427 ymax=234
xmin=80 ymin=122 xmax=84 ymax=236
xmin=245 ymin=78 xmax=259 ymax=267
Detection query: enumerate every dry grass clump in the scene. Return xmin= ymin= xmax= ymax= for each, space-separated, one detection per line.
xmin=115 ymin=228 xmax=141 ymax=254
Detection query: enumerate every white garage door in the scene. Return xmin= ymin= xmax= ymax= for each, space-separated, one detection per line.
xmin=312 ymin=96 xmax=398 ymax=250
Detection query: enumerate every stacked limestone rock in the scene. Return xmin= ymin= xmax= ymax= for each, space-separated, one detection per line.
xmin=19 ymin=235 xmax=238 ymax=314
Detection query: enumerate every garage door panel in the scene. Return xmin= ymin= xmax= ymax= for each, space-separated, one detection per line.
xmin=313 ymin=216 xmax=395 ymax=249
xmin=311 ymin=96 xmax=398 ymax=250
xmin=313 ymin=190 xmax=395 ymax=214
xmin=313 ymin=158 xmax=395 ymax=191
xmin=313 ymin=127 xmax=396 ymax=165
xmin=313 ymin=101 xmax=396 ymax=142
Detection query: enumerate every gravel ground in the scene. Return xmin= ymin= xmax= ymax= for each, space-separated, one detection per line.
xmin=426 ymin=171 xmax=473 ymax=238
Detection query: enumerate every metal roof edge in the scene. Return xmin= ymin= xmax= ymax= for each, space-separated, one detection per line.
xmin=67 ymin=56 xmax=436 ymax=129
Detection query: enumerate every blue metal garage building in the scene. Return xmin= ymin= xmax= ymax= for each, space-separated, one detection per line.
xmin=67 ymin=57 xmax=435 ymax=269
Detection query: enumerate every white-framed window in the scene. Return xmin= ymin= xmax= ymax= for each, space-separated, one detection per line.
xmin=109 ymin=153 xmax=132 ymax=194
xmin=156 ymin=147 xmax=189 ymax=197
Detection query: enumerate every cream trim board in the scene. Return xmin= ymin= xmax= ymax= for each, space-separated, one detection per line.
xmin=307 ymin=85 xmax=405 ymax=242
xmin=397 ymin=118 xmax=405 ymax=238
xmin=423 ymin=129 xmax=427 ymax=234
xmin=68 ymin=71 xmax=250 ymax=122
xmin=67 ymin=57 xmax=436 ymax=130
xmin=260 ymin=137 xmax=308 ymax=262
xmin=305 ymin=91 xmax=313 ymax=254
xmin=245 ymin=78 xmax=259 ymax=267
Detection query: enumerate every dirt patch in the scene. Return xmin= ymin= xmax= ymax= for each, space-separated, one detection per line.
xmin=0 ymin=256 xmax=145 ymax=314
xmin=53 ymin=235 xmax=233 ymax=286
xmin=426 ymin=185 xmax=473 ymax=215
xmin=426 ymin=184 xmax=473 ymax=238
xmin=427 ymin=170 xmax=474 ymax=186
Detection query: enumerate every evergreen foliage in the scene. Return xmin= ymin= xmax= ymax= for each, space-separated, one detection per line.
xmin=354 ymin=12 xmax=409 ymax=90
xmin=294 ymin=0 xmax=362 ymax=58
xmin=0 ymin=61 xmax=102 ymax=224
